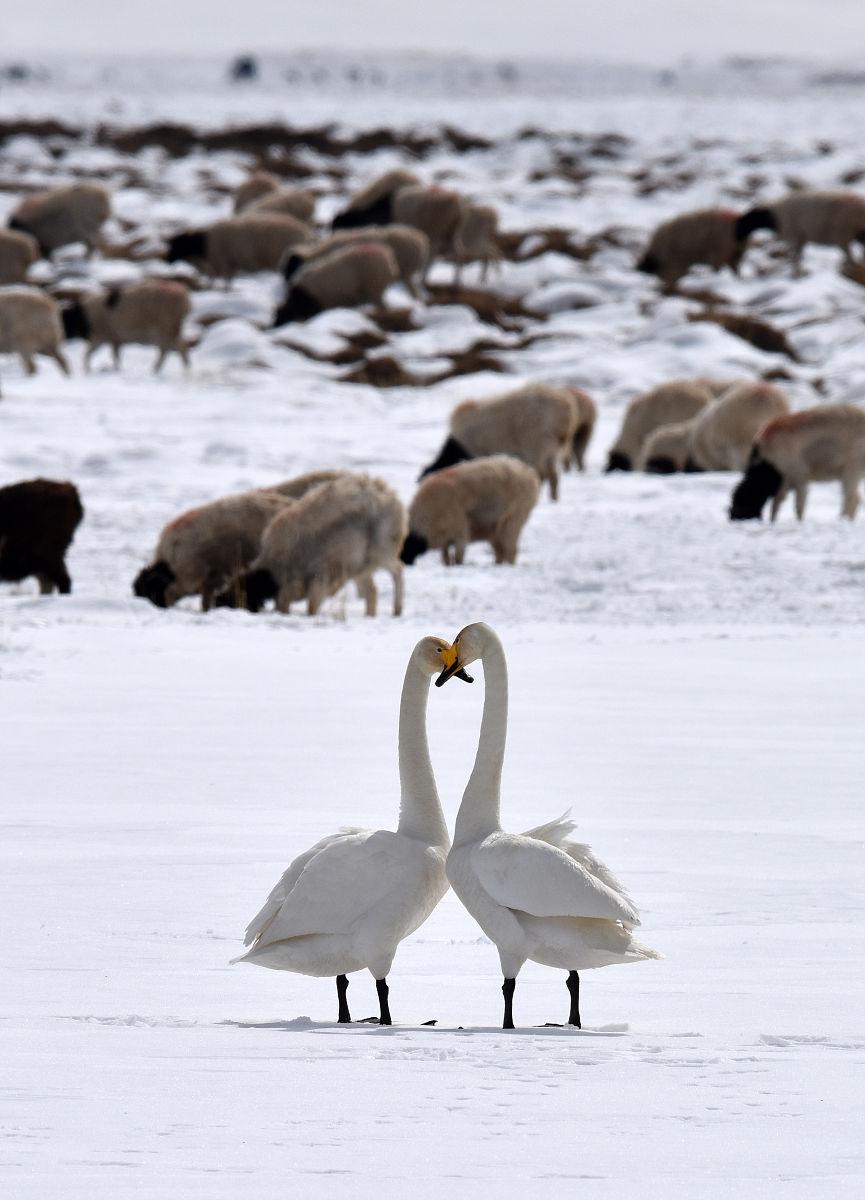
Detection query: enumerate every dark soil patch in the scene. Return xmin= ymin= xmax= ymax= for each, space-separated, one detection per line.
xmin=425 ymin=283 xmax=542 ymax=331
xmin=688 ymin=310 xmax=801 ymax=361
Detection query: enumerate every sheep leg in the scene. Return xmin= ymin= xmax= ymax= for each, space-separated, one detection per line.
xmin=336 ymin=974 xmax=351 ymax=1024
xmin=502 ymin=977 xmax=516 ymax=1030
xmin=492 ymin=540 xmax=505 ymax=564
xmin=83 ymin=342 xmax=97 ymax=372
xmin=153 ymin=347 xmax=167 ymax=374
xmin=37 ymin=574 xmax=54 ymax=595
xmin=573 ymin=425 xmax=591 ymax=472
xmin=389 ymin=561 xmax=404 ymax=617
xmin=794 ymin=483 xmax=809 ymax=520
xmin=21 ymin=354 xmax=36 ymax=376
xmin=306 ymin=579 xmax=326 ymax=616
xmin=179 ymin=343 xmax=191 ymax=370
xmin=441 ymin=545 xmax=453 ymax=567
xmin=52 ymin=347 xmax=71 ymax=376
xmin=546 ymin=463 xmax=560 ymax=502
xmin=789 ymin=243 xmax=804 ymax=276
xmin=49 ymin=562 xmax=72 ymax=595
xmin=566 ymin=971 xmax=581 ymax=1028
xmin=357 ymin=572 xmax=378 ymax=617
xmin=111 ymin=344 xmax=122 ymax=370
xmin=276 ymin=584 xmax=294 ymax=614
xmin=454 ymin=541 xmax=467 ymax=565
xmin=841 ymin=473 xmax=861 ymax=520
xmin=770 ymin=482 xmax=790 ymax=521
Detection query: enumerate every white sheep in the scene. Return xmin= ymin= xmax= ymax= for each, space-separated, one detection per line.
xmin=283 ymin=225 xmax=430 ymax=299
xmin=688 ymin=381 xmax=789 ymax=472
xmin=639 ymin=419 xmax=697 ymax=473
xmin=452 ymin=203 xmax=500 ymax=283
xmin=637 ymin=208 xmax=744 ymax=287
xmin=606 ymin=380 xmax=712 ymax=471
xmin=730 ymin=404 xmax=865 ymax=521
xmin=133 ymin=489 xmax=294 ymax=610
xmin=422 ymin=383 xmax=577 ymax=501
xmin=233 ymin=171 xmax=281 ymax=213
xmin=0 ymin=287 xmax=70 ymax=392
xmin=61 ymin=280 xmax=191 ymax=372
xmin=246 ymin=188 xmax=316 ymax=223
xmin=9 ymin=183 xmax=110 ymax=255
xmin=562 ymin=386 xmax=597 ymax=472
xmin=402 ymin=455 xmax=540 ymax=566
xmin=274 ymin=242 xmax=399 ymax=324
xmin=224 ymin=474 xmax=407 ymax=616
xmin=392 ymin=186 xmax=467 ymax=263
xmin=737 ymin=190 xmax=865 ymax=271
xmin=166 ymin=214 xmax=310 ymax=283
xmin=0 ymin=229 xmax=39 ymax=285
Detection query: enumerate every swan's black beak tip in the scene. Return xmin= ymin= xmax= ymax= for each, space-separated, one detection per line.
xmin=456 ymin=668 xmax=474 ymax=684
xmin=435 ymin=665 xmax=473 ymax=687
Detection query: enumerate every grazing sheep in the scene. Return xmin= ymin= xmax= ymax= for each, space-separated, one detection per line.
xmin=283 ymin=225 xmax=430 ymax=299
xmin=133 ymin=489 xmax=293 ymax=611
xmin=233 ymin=171 xmax=281 ymax=212
xmin=392 ymin=186 xmax=467 ymax=262
xmin=9 ymin=183 xmax=110 ymax=256
xmin=452 ymin=203 xmax=500 ymax=283
xmin=61 ymin=280 xmax=191 ymax=372
xmin=246 ymin=188 xmax=316 ymax=223
xmin=640 ymin=419 xmax=698 ymax=474
xmin=267 ymin=469 xmax=350 ymax=500
xmin=219 ymin=475 xmax=407 ymax=617
xmin=0 ymin=478 xmax=83 ymax=594
xmin=422 ymin=383 xmax=577 ymax=501
xmin=736 ymin=190 xmax=865 ymax=270
xmin=331 ymin=168 xmax=420 ymax=230
xmin=730 ymin=404 xmax=865 ymax=521
xmin=687 ymin=381 xmax=789 ymax=472
xmin=166 ymin=214 xmax=310 ymax=283
xmin=401 ymin=455 xmax=540 ymax=566
xmin=562 ymin=386 xmax=597 ymax=472
xmin=0 ymin=288 xmax=70 ymax=389
xmin=606 ymin=380 xmax=712 ymax=472
xmin=637 ymin=208 xmax=745 ymax=287
xmin=0 ymin=229 xmax=39 ymax=285
xmin=274 ymin=242 xmax=399 ymax=324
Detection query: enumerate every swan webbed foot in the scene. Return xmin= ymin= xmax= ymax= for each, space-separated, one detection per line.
xmin=336 ymin=974 xmax=351 ymax=1024
xmin=376 ymin=977 xmax=392 ymax=1026
xmin=502 ymin=977 xmax=516 ymax=1029
xmin=566 ymin=970 xmax=581 ymax=1028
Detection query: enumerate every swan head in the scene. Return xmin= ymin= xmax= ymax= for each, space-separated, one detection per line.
xmin=417 ymin=636 xmax=474 ymax=684
xmin=435 ymin=622 xmax=495 ymax=686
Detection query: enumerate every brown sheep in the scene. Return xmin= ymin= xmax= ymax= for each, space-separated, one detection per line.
xmin=233 ymin=171 xmax=281 ymax=213
xmin=606 ymin=380 xmax=712 ymax=471
xmin=0 ymin=478 xmax=83 ymax=594
xmin=246 ymin=188 xmax=316 ymax=223
xmin=331 ymin=168 xmax=420 ymax=229
xmin=392 ymin=186 xmax=467 ymax=262
xmin=452 ymin=203 xmax=500 ymax=283
xmin=274 ymin=243 xmax=399 ymax=324
xmin=9 ymin=183 xmax=110 ymax=256
xmin=730 ymin=404 xmax=865 ymax=521
xmin=687 ymin=381 xmax=789 ymax=472
xmin=282 ymin=225 xmax=429 ymax=299
xmin=562 ymin=386 xmax=597 ymax=472
xmin=637 ymin=208 xmax=745 ymax=288
xmin=0 ymin=229 xmax=39 ymax=285
xmin=61 ymin=280 xmax=191 ymax=372
xmin=0 ymin=288 xmax=70 ymax=390
xmin=166 ymin=214 xmax=310 ymax=283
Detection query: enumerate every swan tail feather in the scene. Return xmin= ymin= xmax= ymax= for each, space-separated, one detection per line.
xmin=521 ymin=810 xmax=576 ymax=847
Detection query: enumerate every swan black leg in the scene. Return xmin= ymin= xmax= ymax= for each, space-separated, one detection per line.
xmin=502 ymin=977 xmax=516 ymax=1029
xmin=376 ymin=977 xmax=392 ymax=1026
xmin=566 ymin=971 xmax=581 ymax=1028
xmin=336 ymin=974 xmax=351 ymax=1023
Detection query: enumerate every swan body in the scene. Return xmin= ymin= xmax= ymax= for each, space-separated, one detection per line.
xmin=233 ymin=636 xmax=456 ymax=1023
xmin=437 ymin=623 xmax=660 ymax=1028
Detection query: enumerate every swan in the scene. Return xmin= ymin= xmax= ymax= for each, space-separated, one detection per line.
xmin=436 ymin=622 xmax=660 ymax=1029
xmin=233 ymin=636 xmax=469 ymax=1024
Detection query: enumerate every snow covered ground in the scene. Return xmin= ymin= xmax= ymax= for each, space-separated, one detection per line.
xmin=2 ymin=57 xmax=865 ymax=1197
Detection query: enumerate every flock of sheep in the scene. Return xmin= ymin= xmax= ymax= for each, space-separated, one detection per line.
xmin=1 ymin=166 xmax=865 ymax=614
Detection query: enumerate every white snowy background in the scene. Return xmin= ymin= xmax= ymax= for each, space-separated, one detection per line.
xmin=1 ymin=37 xmax=865 ymax=1200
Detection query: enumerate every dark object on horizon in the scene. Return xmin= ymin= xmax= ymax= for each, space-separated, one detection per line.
xmin=231 ymin=56 xmax=259 ymax=83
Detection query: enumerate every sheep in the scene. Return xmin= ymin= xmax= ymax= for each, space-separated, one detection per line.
xmin=391 ymin=185 xmax=468 ymax=262
xmin=0 ymin=288 xmax=70 ymax=389
xmin=562 ymin=386 xmax=597 ymax=472
xmin=331 ymin=168 xmax=420 ymax=230
xmin=640 ymin=419 xmax=698 ymax=474
xmin=233 ymin=171 xmax=281 ymax=212
xmin=218 ymin=474 xmax=407 ymax=617
xmin=267 ymin=469 xmax=350 ymax=500
xmin=61 ymin=280 xmax=191 ymax=373
xmin=133 ymin=489 xmax=294 ymax=611
xmin=166 ymin=214 xmax=310 ymax=283
xmin=637 ymin=208 xmax=745 ymax=288
xmin=246 ymin=188 xmax=316 ymax=223
xmin=0 ymin=478 xmax=83 ymax=594
xmin=736 ymin=190 xmax=865 ymax=271
xmin=606 ymin=380 xmax=712 ymax=472
xmin=421 ymin=383 xmax=577 ymax=501
xmin=9 ymin=183 xmax=110 ymax=256
xmin=730 ymin=404 xmax=865 ymax=521
xmin=282 ymin=225 xmax=430 ymax=299
xmin=273 ymin=242 xmax=399 ymax=324
xmin=401 ymin=455 xmax=540 ymax=566
xmin=452 ymin=203 xmax=500 ymax=283
xmin=0 ymin=228 xmax=39 ymax=285
xmin=687 ymin=381 xmax=789 ymax=472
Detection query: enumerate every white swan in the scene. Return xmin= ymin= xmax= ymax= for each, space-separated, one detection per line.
xmin=437 ymin=622 xmax=660 ymax=1029
xmin=233 ymin=636 xmax=467 ymax=1024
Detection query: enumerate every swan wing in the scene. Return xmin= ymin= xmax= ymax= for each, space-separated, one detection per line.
xmin=472 ymin=833 xmax=640 ymax=926
xmin=250 ymin=829 xmax=418 ymax=948
xmin=243 ymin=830 xmax=360 ymax=946
xmin=559 ymin=840 xmax=634 ymax=906
xmin=521 ymin=810 xmax=577 ymax=848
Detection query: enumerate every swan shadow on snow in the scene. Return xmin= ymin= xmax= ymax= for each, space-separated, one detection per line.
xmin=221 ymin=1018 xmax=628 ymax=1037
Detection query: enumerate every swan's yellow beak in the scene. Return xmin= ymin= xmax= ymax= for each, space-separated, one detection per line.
xmin=436 ymin=643 xmax=473 ymax=687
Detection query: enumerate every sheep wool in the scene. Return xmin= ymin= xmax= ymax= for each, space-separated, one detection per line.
xmin=392 ymin=186 xmax=468 ymax=259
xmin=63 ymin=280 xmax=191 ymax=373
xmin=737 ymin=190 xmax=865 ymax=268
xmin=246 ymin=188 xmax=316 ymax=223
xmin=0 ymin=228 xmax=39 ymax=285
xmin=233 ymin=171 xmax=281 ymax=213
xmin=9 ymin=183 xmax=110 ymax=255
xmin=688 ymin=381 xmax=789 ymax=472
xmin=332 ymin=168 xmax=420 ymax=229
xmin=0 ymin=287 xmax=69 ymax=391
xmin=606 ymin=379 xmax=712 ymax=471
xmin=274 ymin=242 xmax=399 ymax=323
xmin=284 ymin=225 xmax=430 ymax=299
xmin=637 ymin=208 xmax=744 ymax=287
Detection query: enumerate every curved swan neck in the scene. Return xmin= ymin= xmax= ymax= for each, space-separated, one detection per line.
xmin=398 ymin=659 xmax=449 ymax=848
xmin=454 ymin=633 xmax=508 ymax=845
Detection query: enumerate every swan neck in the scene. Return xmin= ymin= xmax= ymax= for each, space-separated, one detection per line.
xmin=455 ymin=636 xmax=508 ymax=844
xmin=398 ymin=659 xmax=448 ymax=848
